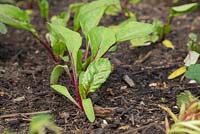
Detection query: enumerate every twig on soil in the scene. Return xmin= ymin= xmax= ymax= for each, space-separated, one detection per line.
xmin=11 ymin=49 xmax=23 ymax=62
xmin=118 ymin=105 xmax=134 ymax=118
xmin=124 ymin=123 xmax=165 ymax=134
xmin=134 ymin=51 xmax=152 ymax=64
xmin=0 ymin=110 xmax=51 ymax=119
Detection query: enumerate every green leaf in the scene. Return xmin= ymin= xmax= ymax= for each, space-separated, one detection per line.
xmin=105 ymin=0 xmax=121 ymax=16
xmin=49 ymin=23 xmax=82 ymax=71
xmin=51 ymin=85 xmax=79 ymax=107
xmin=130 ymin=34 xmax=158 ymax=46
xmin=153 ymin=19 xmax=164 ymax=40
xmin=129 ymin=0 xmax=141 ymax=4
xmin=0 ymin=0 xmax=15 ymax=3
xmin=69 ymin=2 xmax=85 ymax=12
xmin=3 ymin=129 xmax=12 ymax=134
xmin=51 ymin=3 xmax=85 ymax=27
xmin=185 ymin=64 xmax=200 ymax=84
xmin=170 ymin=3 xmax=198 ymax=17
xmin=82 ymin=98 xmax=95 ymax=122
xmin=51 ymin=11 xmax=70 ymax=26
xmin=0 ymin=22 xmax=7 ymax=34
xmin=189 ymin=33 xmax=198 ymax=42
xmin=49 ymin=31 xmax=66 ymax=57
xmin=164 ymin=24 xmax=171 ymax=34
xmin=77 ymin=50 xmax=83 ymax=76
xmin=184 ymin=51 xmax=200 ymax=66
xmin=108 ymin=45 xmax=117 ymax=52
xmin=173 ymin=0 xmax=179 ymax=4
xmin=88 ymin=26 xmax=116 ymax=60
xmin=37 ymin=0 xmax=49 ymax=19
xmin=187 ymin=33 xmax=199 ymax=53
xmin=130 ymin=19 xmax=162 ymax=46
xmin=118 ymin=16 xmax=137 ymax=26
xmin=50 ymin=65 xmax=69 ymax=85
xmin=74 ymin=0 xmax=120 ymax=35
xmin=0 ymin=4 xmax=37 ymax=35
xmin=29 ymin=114 xmax=61 ymax=134
xmin=61 ymin=55 xmax=69 ymax=62
xmin=177 ymin=90 xmax=196 ymax=108
xmin=114 ymin=21 xmax=154 ymax=42
xmin=80 ymin=58 xmax=112 ymax=94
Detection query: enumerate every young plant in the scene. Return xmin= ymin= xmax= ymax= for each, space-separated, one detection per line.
xmin=29 ymin=114 xmax=61 ymax=134
xmin=130 ymin=3 xmax=198 ymax=47
xmin=168 ymin=33 xmax=200 ymax=79
xmin=49 ymin=0 xmax=155 ymax=122
xmin=159 ymin=91 xmax=200 ymax=134
xmin=3 ymin=114 xmax=61 ymax=134
xmin=37 ymin=0 xmax=49 ymax=21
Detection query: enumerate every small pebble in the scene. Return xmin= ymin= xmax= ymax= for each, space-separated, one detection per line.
xmin=120 ymin=86 xmax=127 ymax=90
xmin=56 ymin=119 xmax=65 ymax=125
xmin=95 ymin=128 xmax=105 ymax=134
xmin=116 ymin=108 xmax=125 ymax=113
xmin=123 ymin=75 xmax=135 ymax=87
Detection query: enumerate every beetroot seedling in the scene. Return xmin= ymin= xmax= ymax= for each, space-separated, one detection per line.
xmin=49 ymin=0 xmax=155 ymax=122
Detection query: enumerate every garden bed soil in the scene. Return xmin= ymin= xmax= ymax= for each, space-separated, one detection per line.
xmin=0 ymin=0 xmax=200 ymax=134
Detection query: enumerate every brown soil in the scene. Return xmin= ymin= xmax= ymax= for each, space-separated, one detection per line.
xmin=0 ymin=0 xmax=200 ymax=134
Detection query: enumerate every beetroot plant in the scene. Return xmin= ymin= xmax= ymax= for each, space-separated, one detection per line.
xmin=49 ymin=0 xmax=155 ymax=122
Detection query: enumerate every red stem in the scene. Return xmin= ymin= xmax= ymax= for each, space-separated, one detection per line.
xmin=71 ymin=63 xmax=83 ymax=110
xmin=83 ymin=44 xmax=90 ymax=62
xmin=34 ymin=35 xmax=59 ymax=64
xmin=27 ymin=0 xmax=34 ymax=9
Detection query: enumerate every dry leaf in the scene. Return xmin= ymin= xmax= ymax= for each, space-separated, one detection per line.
xmin=94 ymin=105 xmax=116 ymax=118
xmin=162 ymin=39 xmax=175 ymax=49
xmin=118 ymin=125 xmax=130 ymax=130
xmin=149 ymin=82 xmax=168 ymax=89
xmin=13 ymin=96 xmax=25 ymax=102
xmin=106 ymin=88 xmax=115 ymax=96
xmin=168 ymin=66 xmax=187 ymax=79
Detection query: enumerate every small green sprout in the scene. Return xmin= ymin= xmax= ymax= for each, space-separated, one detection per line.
xmin=29 ymin=114 xmax=61 ymax=134
xmin=131 ymin=3 xmax=198 ymax=47
xmin=37 ymin=0 xmax=49 ymax=21
xmin=3 ymin=114 xmax=61 ymax=134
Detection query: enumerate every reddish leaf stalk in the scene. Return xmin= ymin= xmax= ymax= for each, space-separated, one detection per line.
xmin=34 ymin=35 xmax=59 ymax=64
xmin=27 ymin=0 xmax=34 ymax=9
xmin=71 ymin=63 xmax=83 ymax=111
xmin=83 ymin=44 xmax=90 ymax=62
